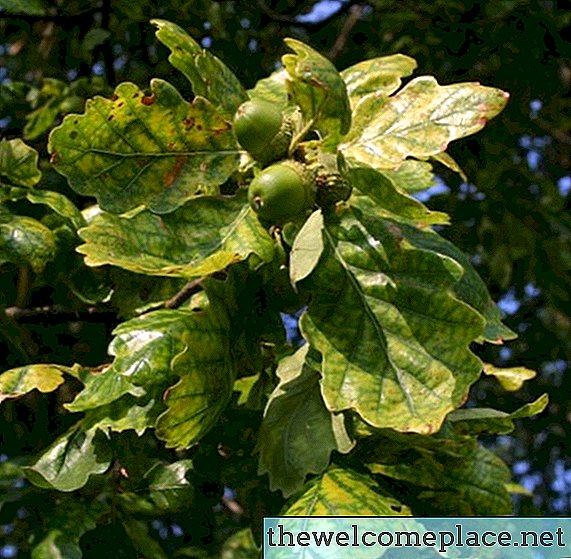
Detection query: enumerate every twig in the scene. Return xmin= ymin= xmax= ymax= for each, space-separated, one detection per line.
xmin=328 ymin=4 xmax=366 ymax=61
xmin=5 ymin=305 xmax=117 ymax=323
xmin=163 ymin=278 xmax=204 ymax=309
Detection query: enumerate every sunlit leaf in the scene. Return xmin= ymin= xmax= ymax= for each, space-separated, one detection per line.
xmin=381 ymin=160 xmax=436 ymax=193
xmin=249 ymin=69 xmax=289 ymax=109
xmin=282 ymin=465 xmax=410 ymax=516
xmin=289 ymin=209 xmax=324 ymax=284
xmin=483 ymin=363 xmax=537 ymax=390
xmin=341 ymin=76 xmax=509 ymax=169
xmin=24 ymin=423 xmax=112 ymax=492
xmin=282 ymin=38 xmax=351 ymax=146
xmin=152 ymin=18 xmax=247 ymax=119
xmin=396 ymin=224 xmax=517 ymax=343
xmin=0 ymin=209 xmax=57 ymax=272
xmin=448 ymin=394 xmax=548 ymax=436
xmin=26 ymin=189 xmax=85 ymax=229
xmin=0 ymin=364 xmax=74 ymax=403
xmin=348 ymin=165 xmax=449 ymax=225
xmin=49 ymin=79 xmax=240 ymax=214
xmin=341 ymin=54 xmax=417 ymax=106
xmin=154 ymin=306 xmax=235 ymax=449
xmin=0 ymin=138 xmax=41 ymax=187
xmin=77 ymin=194 xmax=274 ymax=278
xmin=301 ymin=205 xmax=484 ymax=433
xmin=257 ymin=345 xmax=353 ymax=497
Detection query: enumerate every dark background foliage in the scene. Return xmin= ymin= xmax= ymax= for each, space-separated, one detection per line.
xmin=1 ymin=0 xmax=569 ymax=544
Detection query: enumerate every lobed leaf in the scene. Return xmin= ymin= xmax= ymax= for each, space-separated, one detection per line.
xmin=145 ymin=459 xmax=196 ymax=512
xmin=341 ymin=54 xmax=417 ymax=107
xmin=282 ymin=465 xmax=410 ymax=516
xmin=448 ymin=394 xmax=548 ymax=436
xmin=0 ymin=364 xmax=75 ymax=403
xmin=397 ymin=224 xmax=517 ymax=343
xmin=0 ymin=138 xmax=41 ymax=187
xmin=77 ymin=193 xmax=274 ymax=278
xmin=300 ymin=205 xmax=485 ymax=434
xmin=153 ymin=306 xmax=235 ymax=449
xmin=348 ymin=165 xmax=449 ymax=225
xmin=256 ymin=345 xmax=353 ymax=497
xmin=151 ymin=19 xmax=247 ymax=119
xmin=483 ymin=363 xmax=537 ymax=390
xmin=248 ymin=69 xmax=289 ymax=109
xmin=282 ymin=38 xmax=351 ymax=147
xmin=341 ymin=76 xmax=509 ymax=170
xmin=48 ymin=79 xmax=240 ymax=214
xmin=0 ymin=209 xmax=57 ymax=272
xmin=24 ymin=423 xmax=112 ymax=492
xmin=370 ymin=444 xmax=512 ymax=515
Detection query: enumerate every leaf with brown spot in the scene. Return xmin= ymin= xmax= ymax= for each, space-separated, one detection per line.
xmin=48 ymin=79 xmax=240 ymax=214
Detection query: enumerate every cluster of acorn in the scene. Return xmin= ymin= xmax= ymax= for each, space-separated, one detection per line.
xmin=233 ymin=99 xmax=351 ymax=225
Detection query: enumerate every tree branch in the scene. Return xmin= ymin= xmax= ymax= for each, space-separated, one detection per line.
xmin=328 ymin=3 xmax=366 ymax=61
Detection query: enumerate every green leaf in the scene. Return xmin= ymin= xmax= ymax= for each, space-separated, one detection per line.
xmin=123 ymin=518 xmax=168 ymax=559
xmin=249 ymin=69 xmax=289 ymax=109
xmin=0 ymin=0 xmax=46 ymax=15
xmin=348 ymin=165 xmax=449 ymax=225
xmin=77 ymin=194 xmax=274 ymax=278
xmin=257 ymin=345 xmax=353 ymax=497
xmin=289 ymin=209 xmax=324 ymax=284
xmin=282 ymin=38 xmax=351 ymax=146
xmin=483 ymin=363 xmax=537 ymax=390
xmin=219 ymin=528 xmax=260 ymax=559
xmin=68 ymin=308 xmax=221 ymax=416
xmin=152 ymin=18 xmax=247 ymax=119
xmin=48 ymin=79 xmax=240 ymax=214
xmin=448 ymin=394 xmax=549 ymax=436
xmin=300 ymin=206 xmax=484 ymax=433
xmin=370 ymin=444 xmax=512 ymax=515
xmin=0 ymin=138 xmax=41 ymax=187
xmin=154 ymin=306 xmax=235 ymax=449
xmin=26 ymin=189 xmax=86 ymax=230
xmin=0 ymin=364 xmax=73 ymax=403
xmin=341 ymin=54 xmax=417 ymax=106
xmin=31 ymin=499 xmax=106 ymax=559
xmin=24 ymin=423 xmax=112 ymax=492
xmin=282 ymin=465 xmax=410 ymax=515
xmin=145 ymin=459 xmax=195 ymax=512
xmin=341 ymin=76 xmax=509 ymax=169
xmin=396 ymin=224 xmax=516 ymax=343
xmin=64 ymin=365 xmax=144 ymax=412
xmin=0 ymin=209 xmax=57 ymax=272
xmin=431 ymin=151 xmax=467 ymax=181
xmin=381 ymin=160 xmax=436 ymax=193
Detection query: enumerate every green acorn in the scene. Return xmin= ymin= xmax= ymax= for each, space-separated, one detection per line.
xmin=248 ymin=161 xmax=315 ymax=224
xmin=233 ymin=99 xmax=293 ymax=165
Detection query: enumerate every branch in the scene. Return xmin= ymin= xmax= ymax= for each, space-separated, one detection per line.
xmin=0 ymin=7 xmax=100 ymax=23
xmin=328 ymin=4 xmax=366 ymax=61
xmin=5 ymin=305 xmax=117 ymax=324
xmin=163 ymin=278 xmax=204 ymax=309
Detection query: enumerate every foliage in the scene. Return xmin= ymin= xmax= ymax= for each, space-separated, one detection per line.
xmin=0 ymin=1 xmax=567 ymax=556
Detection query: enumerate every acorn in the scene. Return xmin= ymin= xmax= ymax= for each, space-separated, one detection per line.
xmin=248 ymin=161 xmax=315 ymax=224
xmin=233 ymin=99 xmax=293 ymax=165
